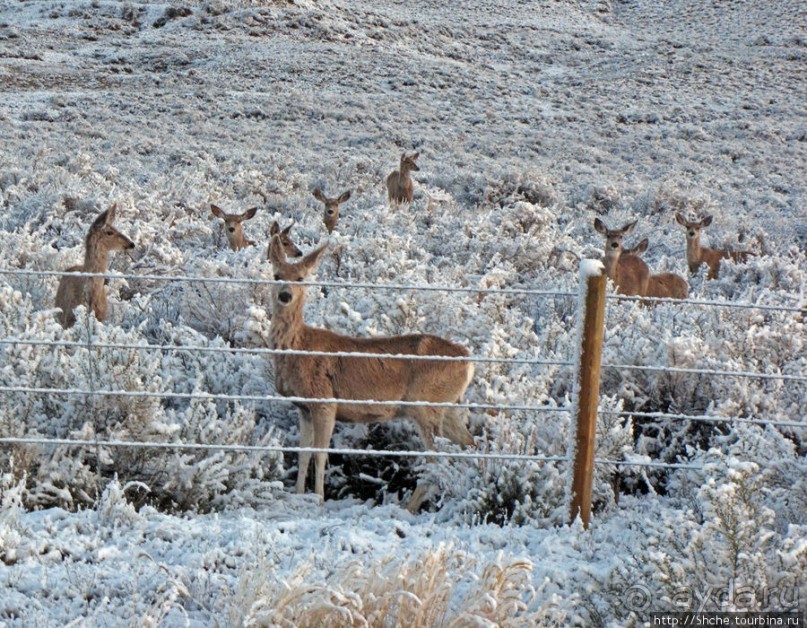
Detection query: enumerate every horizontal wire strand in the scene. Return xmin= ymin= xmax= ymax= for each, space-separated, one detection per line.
xmin=0 ymin=338 xmax=572 ymax=367
xmin=0 ymin=268 xmax=573 ymax=297
xmin=0 ymin=385 xmax=570 ymax=413
xmin=1 ymin=267 xmax=803 ymax=311
xmin=2 ymin=337 xmax=801 ymax=382
xmin=600 ymin=362 xmax=807 ymax=383
xmin=601 ymin=409 xmax=804 ymax=429
xmin=0 ymin=437 xmax=704 ymax=470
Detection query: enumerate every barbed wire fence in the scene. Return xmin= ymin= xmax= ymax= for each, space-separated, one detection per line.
xmin=0 ymin=266 xmax=804 ymax=522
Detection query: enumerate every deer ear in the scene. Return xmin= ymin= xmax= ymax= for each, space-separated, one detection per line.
xmin=593 ymin=218 xmax=607 ymax=234
xmin=301 ymin=240 xmax=329 ymax=274
xmin=338 ymin=190 xmax=351 ymax=204
xmin=210 ymin=204 xmax=224 ymax=219
xmin=269 ymin=235 xmax=287 ymax=267
xmin=92 ymin=209 xmax=110 ymax=230
xmin=312 ymin=188 xmax=325 ymax=202
xmin=270 ymin=221 xmax=279 ymax=236
xmin=411 ymin=152 xmax=419 ymax=160
xmin=635 ymin=238 xmax=649 ymax=254
xmin=621 ymin=220 xmax=637 ymax=235
xmin=281 ymin=222 xmax=294 ymax=235
xmin=701 ymin=215 xmax=713 ymax=227
xmin=242 ymin=207 xmax=258 ymax=221
xmin=675 ymin=212 xmax=686 ymax=226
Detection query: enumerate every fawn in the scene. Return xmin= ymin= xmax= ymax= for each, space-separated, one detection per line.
xmin=312 ymin=188 xmax=351 ymax=234
xmin=386 ymin=152 xmax=420 ymax=206
xmin=268 ymin=236 xmax=474 ymax=512
xmin=269 ymin=220 xmax=303 ymax=258
xmin=55 ymin=205 xmax=135 ymax=328
xmin=675 ymin=213 xmax=750 ymax=279
xmin=625 ymin=238 xmax=689 ymax=300
xmin=211 ymin=204 xmax=258 ymax=251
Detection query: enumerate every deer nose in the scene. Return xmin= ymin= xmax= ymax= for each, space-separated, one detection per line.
xmin=228 ymin=227 xmax=235 ymax=233
xmin=610 ymin=242 xmax=619 ymax=249
xmin=327 ymin=209 xmax=335 ymax=216
xmin=278 ymin=290 xmax=292 ymax=304
xmin=689 ymin=230 xmax=695 ymax=237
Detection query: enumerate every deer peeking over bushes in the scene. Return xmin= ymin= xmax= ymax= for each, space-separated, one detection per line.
xmin=312 ymin=188 xmax=351 ymax=234
xmin=268 ymin=236 xmax=474 ymax=512
xmin=55 ymin=205 xmax=135 ymax=328
xmin=594 ymin=218 xmax=688 ymax=301
xmin=211 ymin=204 xmax=258 ymax=251
xmin=675 ymin=213 xmax=750 ymax=279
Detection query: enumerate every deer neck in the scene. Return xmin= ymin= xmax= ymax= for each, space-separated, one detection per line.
xmin=83 ymin=239 xmax=109 ymax=290
xmin=602 ymin=250 xmax=621 ymax=281
xmin=270 ymin=297 xmax=306 ymax=350
xmin=686 ymin=233 xmax=703 ymax=269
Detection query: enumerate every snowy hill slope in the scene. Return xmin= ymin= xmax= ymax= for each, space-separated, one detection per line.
xmin=0 ymin=0 xmax=804 ymax=624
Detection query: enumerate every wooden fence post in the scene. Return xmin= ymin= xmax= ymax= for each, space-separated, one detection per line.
xmin=568 ymin=261 xmax=607 ymax=529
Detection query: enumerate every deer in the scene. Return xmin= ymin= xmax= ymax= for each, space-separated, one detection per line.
xmin=386 ymin=152 xmax=420 ymax=206
xmin=675 ymin=213 xmax=750 ymax=279
xmin=55 ymin=205 xmax=135 ymax=328
xmin=211 ymin=204 xmax=258 ymax=251
xmin=593 ymin=219 xmax=650 ymax=296
xmin=625 ymin=238 xmax=689 ymax=300
xmin=269 ymin=220 xmax=302 ymax=258
xmin=268 ymin=236 xmax=474 ymax=512
xmin=312 ymin=188 xmax=352 ymax=234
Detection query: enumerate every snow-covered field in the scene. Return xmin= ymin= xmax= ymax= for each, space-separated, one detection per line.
xmin=0 ymin=0 xmax=805 ymax=624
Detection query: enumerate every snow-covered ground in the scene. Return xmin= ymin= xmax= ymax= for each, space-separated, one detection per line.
xmin=0 ymin=0 xmax=805 ymax=625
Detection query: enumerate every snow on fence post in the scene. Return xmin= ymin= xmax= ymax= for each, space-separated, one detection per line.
xmin=567 ymin=259 xmax=606 ymax=529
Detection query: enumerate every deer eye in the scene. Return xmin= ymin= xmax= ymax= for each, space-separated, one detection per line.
xmin=297 ymin=276 xmax=304 ymax=282
xmin=106 ymin=229 xmax=115 ymax=235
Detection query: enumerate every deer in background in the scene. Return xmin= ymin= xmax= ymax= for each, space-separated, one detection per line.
xmin=624 ymin=238 xmax=689 ymax=300
xmin=593 ymin=219 xmax=688 ymax=300
xmin=211 ymin=204 xmax=258 ymax=251
xmin=675 ymin=213 xmax=750 ymax=279
xmin=312 ymin=188 xmax=352 ymax=234
xmin=269 ymin=220 xmax=303 ymax=258
xmin=55 ymin=205 xmax=135 ymax=328
xmin=386 ymin=152 xmax=420 ymax=206
xmin=268 ymin=236 xmax=474 ymax=512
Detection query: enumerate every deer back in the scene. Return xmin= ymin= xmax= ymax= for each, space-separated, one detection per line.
xmin=646 ymin=272 xmax=688 ymax=300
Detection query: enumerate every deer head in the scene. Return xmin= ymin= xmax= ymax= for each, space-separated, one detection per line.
xmin=312 ymin=188 xmax=351 ymax=234
xmin=675 ymin=212 xmax=713 ymax=243
xmin=400 ymin=152 xmax=420 ymax=173
xmin=593 ymin=218 xmax=638 ymax=259
xmin=269 ymin=236 xmax=329 ymax=309
xmin=211 ymin=204 xmax=258 ymax=251
xmin=88 ymin=204 xmax=136 ymax=253
xmin=269 ymin=220 xmax=303 ymax=258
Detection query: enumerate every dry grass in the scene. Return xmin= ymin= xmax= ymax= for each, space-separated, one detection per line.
xmin=228 ymin=545 xmax=566 ymax=627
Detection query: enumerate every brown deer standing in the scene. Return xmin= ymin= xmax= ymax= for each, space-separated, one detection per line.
xmin=268 ymin=236 xmax=474 ymax=512
xmin=211 ymin=204 xmax=258 ymax=251
xmin=675 ymin=213 xmax=750 ymax=279
xmin=312 ymin=188 xmax=352 ymax=234
xmin=386 ymin=152 xmax=420 ymax=206
xmin=626 ymin=238 xmax=689 ymax=300
xmin=269 ymin=220 xmax=303 ymax=258
xmin=55 ymin=205 xmax=135 ymax=328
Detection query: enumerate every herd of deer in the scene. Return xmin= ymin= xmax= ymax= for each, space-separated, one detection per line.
xmin=52 ymin=153 xmax=751 ymax=510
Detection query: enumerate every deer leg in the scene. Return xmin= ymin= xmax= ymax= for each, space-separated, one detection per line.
xmin=310 ymin=403 xmax=337 ymax=502
xmin=295 ymin=410 xmax=315 ymax=494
